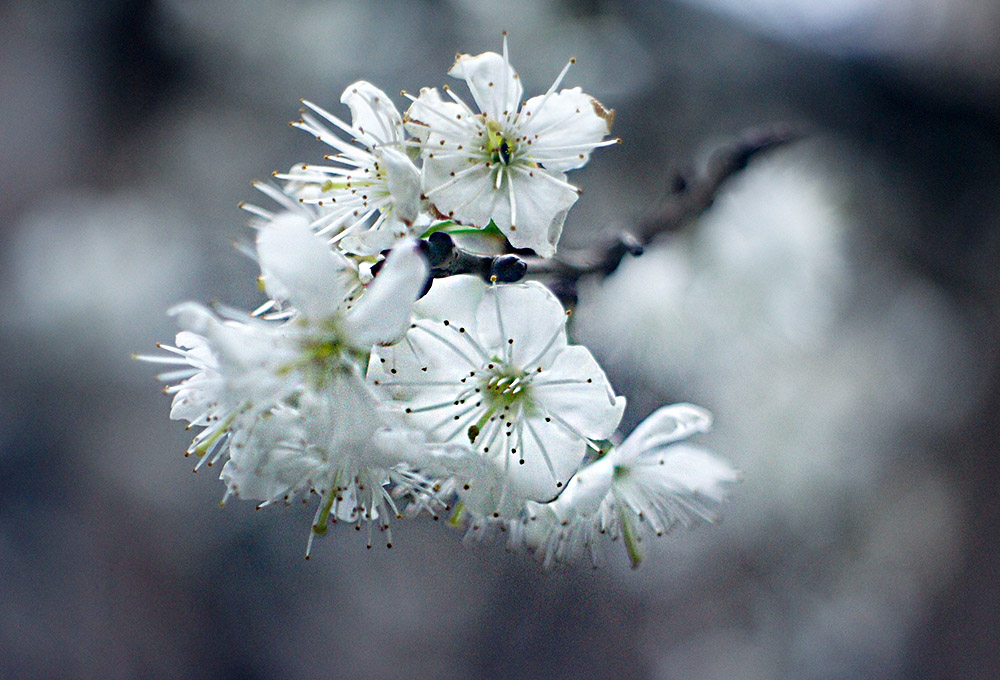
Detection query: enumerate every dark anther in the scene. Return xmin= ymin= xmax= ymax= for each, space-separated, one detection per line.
xmin=499 ymin=140 xmax=512 ymax=165
xmin=490 ymin=254 xmax=527 ymax=283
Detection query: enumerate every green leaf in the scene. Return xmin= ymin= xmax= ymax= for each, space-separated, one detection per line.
xmin=419 ymin=220 xmax=456 ymax=238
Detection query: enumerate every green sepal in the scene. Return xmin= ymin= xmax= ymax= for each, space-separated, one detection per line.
xmin=311 ymin=489 xmax=338 ymax=537
xmin=617 ymin=504 xmax=643 ymax=569
xmin=447 ymin=501 xmax=465 ymax=528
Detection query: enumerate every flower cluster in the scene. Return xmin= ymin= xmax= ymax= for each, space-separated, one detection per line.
xmin=143 ymin=38 xmax=738 ymax=568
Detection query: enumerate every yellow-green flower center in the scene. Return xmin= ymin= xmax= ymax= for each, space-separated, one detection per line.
xmin=483 ymin=364 xmax=529 ymax=408
xmin=485 ymin=119 xmax=516 ymax=166
xmin=466 ymin=361 xmax=534 ymax=444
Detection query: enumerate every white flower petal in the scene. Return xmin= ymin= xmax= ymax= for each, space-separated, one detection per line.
xmin=340 ymin=80 xmax=404 ymax=145
xmin=448 ymin=51 xmax=522 ymax=123
xmin=342 ymin=241 xmax=428 ymax=348
xmin=404 ymin=87 xmax=469 ymax=142
xmin=256 ymin=212 xmax=354 ymax=319
xmin=374 ymin=146 xmax=422 ymax=225
xmin=533 ymin=345 xmax=623 ymax=439
xmin=545 ymin=454 xmax=615 ymax=522
xmin=394 ymin=439 xmax=500 ymax=488
xmin=422 ymin=162 xmax=576 ymax=256
xmin=170 ymin=303 xmax=294 ymax=380
xmin=414 ymin=274 xmax=486 ymax=330
xmin=624 ymin=443 xmax=739 ymax=504
xmin=299 ymin=373 xmax=383 ymax=458
xmin=476 ymin=281 xmax=567 ymax=365
xmin=488 ymin=414 xmax=584 ymax=504
xmin=422 ymin=160 xmax=494 ymax=222
xmin=501 ymin=168 xmax=577 ymax=256
xmin=520 ymin=87 xmax=614 ymax=172
xmin=611 ymin=403 xmax=714 ymax=465
xmin=338 ymin=226 xmax=402 ymax=257
xmin=221 ymin=408 xmax=318 ymax=502
xmin=368 ymin=279 xmax=489 ymax=401
xmin=169 ymin=301 xmax=217 ymax=337
xmin=368 ymin=329 xmax=482 ymax=441
xmin=159 ymin=331 xmax=222 ymax=425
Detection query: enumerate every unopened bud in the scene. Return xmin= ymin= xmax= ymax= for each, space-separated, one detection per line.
xmin=425 ymin=231 xmax=456 ymax=267
xmin=490 ymin=254 xmax=527 ymax=283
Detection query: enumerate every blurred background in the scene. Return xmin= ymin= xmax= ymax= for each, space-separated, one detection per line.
xmin=2 ymin=0 xmax=999 ymax=678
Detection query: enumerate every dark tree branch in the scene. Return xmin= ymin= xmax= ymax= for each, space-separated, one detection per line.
xmin=530 ymin=123 xmax=805 ymax=283
xmin=415 ymin=123 xmax=804 ymax=299
xmin=418 ymin=231 xmax=527 ymax=284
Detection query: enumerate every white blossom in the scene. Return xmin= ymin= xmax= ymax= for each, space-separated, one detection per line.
xmin=153 ymin=302 xmax=301 ymax=469
xmin=143 ymin=38 xmax=741 ymax=564
xmin=508 ymin=403 xmax=738 ymax=569
xmin=255 ymin=212 xmax=428 ymax=348
xmin=404 ymin=37 xmax=617 ymax=257
xmin=369 ymin=276 xmax=624 ymax=516
xmin=265 ymin=81 xmax=424 ymax=254
xmin=145 ymin=212 xmax=430 ymax=552
xmin=219 ymin=372 xmax=430 ymax=553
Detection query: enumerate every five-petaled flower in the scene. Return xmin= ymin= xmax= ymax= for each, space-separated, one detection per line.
xmin=405 ymin=36 xmax=617 ymax=257
xmin=510 ymin=404 xmax=739 ymax=569
xmin=369 ymin=276 xmax=624 ymax=515
xmin=274 ymin=81 xmax=424 ymax=255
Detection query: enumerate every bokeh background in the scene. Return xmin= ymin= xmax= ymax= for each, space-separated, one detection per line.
xmin=2 ymin=0 xmax=999 ymax=678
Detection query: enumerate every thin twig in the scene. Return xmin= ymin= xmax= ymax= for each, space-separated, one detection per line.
xmin=417 ymin=123 xmax=804 ymax=297
xmin=530 ymin=123 xmax=805 ymax=282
